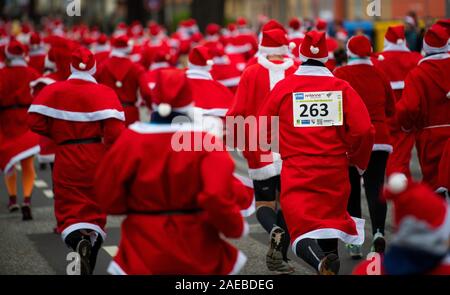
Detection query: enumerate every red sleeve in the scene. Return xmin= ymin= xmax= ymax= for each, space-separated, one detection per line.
xmin=231 ymin=174 xmax=255 ymax=216
xmin=27 ymin=112 xmax=51 ymax=137
xmin=343 ymin=85 xmax=375 ymax=171
xmin=227 ymin=70 xmax=250 ymax=117
xmin=198 ymin=147 xmax=248 ymax=239
xmin=101 ymin=118 xmax=125 ymax=148
xmin=396 ymin=71 xmax=423 ymax=131
xmin=95 ymin=130 xmax=140 ymax=215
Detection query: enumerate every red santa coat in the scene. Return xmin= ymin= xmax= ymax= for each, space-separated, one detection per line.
xmin=28 ymin=74 xmax=125 ymax=240
xmin=334 ymin=59 xmax=396 ymax=151
xmin=396 ymin=53 xmax=450 ymax=190
xmin=227 ymin=56 xmax=297 ymax=181
xmin=258 ymin=65 xmax=374 ymax=248
xmin=438 ymin=139 xmax=450 ymax=194
xmin=30 ymin=71 xmax=70 ymax=164
xmin=373 ymin=49 xmax=422 ymax=177
xmin=95 ymin=122 xmax=249 ymax=275
xmin=95 ymin=55 xmax=146 ymax=126
xmin=0 ymin=60 xmax=40 ymax=173
xmin=28 ymin=49 xmax=46 ymax=74
xmin=139 ymin=62 xmax=173 ymax=108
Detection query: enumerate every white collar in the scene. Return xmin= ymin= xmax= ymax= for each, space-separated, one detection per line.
xmin=110 ymin=48 xmax=131 ymax=58
xmin=383 ymin=39 xmax=410 ymax=52
xmin=419 ymin=53 xmax=450 ymax=65
xmin=68 ymin=68 xmax=98 ymax=84
xmin=29 ymin=48 xmax=46 ymax=56
xmin=150 ymin=62 xmax=170 ymax=71
xmin=186 ymin=68 xmax=213 ymax=80
xmin=95 ymin=44 xmax=111 ymax=53
xmin=212 ymin=56 xmax=230 ymax=65
xmin=129 ymin=121 xmax=203 ymax=134
xmin=347 ymin=58 xmax=373 ymax=66
xmin=289 ymin=31 xmax=305 ymax=39
xmin=295 ymin=65 xmax=334 ymax=77
xmin=9 ymin=59 xmax=28 ymax=67
xmin=257 ymin=55 xmax=294 ymax=71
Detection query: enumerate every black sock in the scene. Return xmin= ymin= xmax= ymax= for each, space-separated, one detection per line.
xmin=276 ymin=210 xmax=291 ymax=261
xmin=295 ymin=238 xmax=325 ymax=271
xmin=256 ymin=206 xmax=277 ymax=234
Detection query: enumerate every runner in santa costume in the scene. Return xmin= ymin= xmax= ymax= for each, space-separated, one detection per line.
xmin=227 ymin=28 xmax=298 ymax=274
xmin=28 ymin=47 xmax=125 ymax=275
xmin=259 ymin=31 xmax=374 ymax=275
xmin=373 ymin=25 xmax=423 ymax=178
xmin=96 ymin=35 xmax=146 ymax=126
xmin=28 ymin=32 xmax=46 ymax=74
xmin=436 ymin=18 xmax=450 ymax=53
xmin=396 ymin=24 xmax=450 ymax=192
xmin=0 ymin=39 xmax=40 ymax=220
xmin=186 ymin=45 xmax=234 ymax=125
xmin=225 ymin=17 xmax=258 ymax=61
xmin=334 ymin=35 xmax=396 ymax=258
xmin=95 ymin=68 xmax=250 ymax=275
xmin=353 ymin=174 xmax=450 ymax=275
xmin=288 ymin=17 xmax=305 ymax=60
xmin=438 ymin=139 xmax=450 ymax=199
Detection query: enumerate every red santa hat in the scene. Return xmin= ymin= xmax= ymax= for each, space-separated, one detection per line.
xmin=423 ymin=24 xmax=450 ymax=55
xmin=227 ymin=23 xmax=237 ymax=33
xmin=289 ymin=18 xmax=302 ymax=31
xmin=96 ymin=34 xmax=108 ymax=45
xmin=437 ymin=18 xmax=450 ymax=34
xmin=111 ymin=35 xmax=132 ymax=55
xmin=346 ymin=35 xmax=373 ymax=58
xmin=70 ymin=46 xmax=96 ymax=75
xmin=261 ymin=19 xmax=287 ymax=34
xmin=385 ymin=25 xmax=406 ymax=45
xmin=29 ymin=32 xmax=42 ymax=48
xmin=237 ymin=17 xmax=248 ymax=27
xmin=188 ymin=46 xmax=213 ymax=70
xmin=206 ymin=23 xmax=221 ymax=36
xmin=151 ymin=68 xmax=193 ymax=117
xmin=315 ymin=18 xmax=328 ymax=31
xmin=114 ymin=22 xmax=128 ymax=37
xmin=149 ymin=22 xmax=161 ymax=37
xmin=5 ymin=39 xmax=26 ymax=59
xmin=385 ymin=173 xmax=450 ymax=256
xmin=299 ymin=30 xmax=328 ymax=63
xmin=260 ymin=29 xmax=291 ymax=55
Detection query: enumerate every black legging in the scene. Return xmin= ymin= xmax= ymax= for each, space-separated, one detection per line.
xmin=295 ymin=238 xmax=338 ymax=270
xmin=348 ymin=151 xmax=389 ymax=236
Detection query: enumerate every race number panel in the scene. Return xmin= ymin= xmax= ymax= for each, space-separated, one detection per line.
xmin=292 ymin=91 xmax=343 ymax=127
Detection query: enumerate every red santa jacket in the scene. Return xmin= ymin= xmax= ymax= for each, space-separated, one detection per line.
xmin=396 ymin=53 xmax=450 ymax=189
xmin=28 ymin=48 xmax=46 ymax=74
xmin=28 ymin=74 xmax=125 ymax=238
xmin=95 ymin=55 xmax=146 ymax=126
xmin=210 ymin=55 xmax=242 ymax=94
xmin=227 ymin=56 xmax=297 ymax=180
xmin=0 ymin=61 xmax=40 ymax=173
xmin=139 ymin=62 xmax=174 ymax=108
xmin=334 ymin=59 xmax=396 ymax=151
xmin=95 ymin=122 xmax=249 ymax=275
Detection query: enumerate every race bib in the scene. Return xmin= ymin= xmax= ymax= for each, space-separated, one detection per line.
xmin=292 ymin=91 xmax=343 ymax=127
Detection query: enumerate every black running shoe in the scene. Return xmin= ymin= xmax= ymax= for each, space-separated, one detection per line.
xmin=21 ymin=204 xmax=33 ymax=221
xmin=76 ymin=239 xmax=92 ymax=275
xmin=266 ymin=226 xmax=295 ymax=274
xmin=318 ymin=254 xmax=340 ymax=275
xmin=371 ymin=232 xmax=386 ymax=254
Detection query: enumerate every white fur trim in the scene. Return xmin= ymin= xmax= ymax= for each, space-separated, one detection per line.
xmin=373 ymin=144 xmax=393 ymax=153
xmin=110 ymin=48 xmax=131 ymax=58
xmin=299 ymin=53 xmax=328 ymax=64
xmin=233 ymin=173 xmax=256 ymax=217
xmin=186 ymin=68 xmax=213 ymax=80
xmin=418 ymin=53 xmax=450 ymax=65
xmin=107 ymin=261 xmax=127 ymax=275
xmin=129 ymin=121 xmax=203 ymax=134
xmin=347 ymin=58 xmax=373 ymax=66
xmin=447 ymin=92 xmax=450 ymax=99
xmin=69 ymin=67 xmax=97 ymax=83
xmin=94 ymin=44 xmax=111 ymax=53
xmin=61 ymin=222 xmax=107 ymax=242
xmin=423 ymin=40 xmax=449 ymax=55
xmin=218 ymin=76 xmax=240 ymax=87
xmin=292 ymin=217 xmax=366 ymax=255
xmin=3 ymin=146 xmax=40 ymax=173
xmin=225 ymin=44 xmax=252 ymax=55
xmin=259 ymin=45 xmax=289 ymax=56
xmin=294 ymin=65 xmax=334 ymax=77
xmin=248 ymin=162 xmax=280 ymax=181
xmin=289 ymin=31 xmax=305 ymax=39
xmin=212 ymin=56 xmax=230 ymax=65
xmin=228 ymin=251 xmax=248 ymax=275
xmin=28 ymin=105 xmax=125 ymax=122
xmin=387 ymin=173 xmax=408 ymax=194
xmin=390 ymin=81 xmax=405 ymax=90
xmin=383 ymin=39 xmax=410 ymax=52
xmin=37 ymin=154 xmax=55 ymax=164
xmin=257 ymin=56 xmax=294 ymax=90
xmin=149 ymin=62 xmax=170 ymax=71
xmin=423 ymin=124 xmax=450 ymax=130
xmin=9 ymin=59 xmax=28 ymax=67
xmin=30 ymin=77 xmax=56 ymax=88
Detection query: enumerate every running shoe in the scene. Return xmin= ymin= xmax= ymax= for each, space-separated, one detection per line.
xmin=345 ymin=244 xmax=363 ymax=260
xmin=318 ymin=253 xmax=340 ymax=275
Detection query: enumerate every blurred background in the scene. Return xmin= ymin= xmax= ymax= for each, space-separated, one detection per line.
xmin=1 ymin=0 xmax=450 ymax=51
